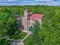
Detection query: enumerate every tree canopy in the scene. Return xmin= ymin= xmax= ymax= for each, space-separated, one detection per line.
xmin=0 ymin=6 xmax=60 ymax=45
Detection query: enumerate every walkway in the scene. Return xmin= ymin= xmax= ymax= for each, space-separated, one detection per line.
xmin=22 ymin=30 xmax=32 ymax=41
xmin=10 ymin=30 xmax=32 ymax=45
xmin=0 ymin=30 xmax=31 ymax=45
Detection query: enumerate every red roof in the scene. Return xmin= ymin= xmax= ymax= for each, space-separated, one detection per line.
xmin=30 ymin=14 xmax=44 ymax=20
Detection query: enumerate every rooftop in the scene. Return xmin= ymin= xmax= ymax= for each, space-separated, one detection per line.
xmin=30 ymin=14 xmax=44 ymax=20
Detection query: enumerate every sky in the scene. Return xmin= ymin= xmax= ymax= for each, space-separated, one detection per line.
xmin=0 ymin=0 xmax=60 ymax=6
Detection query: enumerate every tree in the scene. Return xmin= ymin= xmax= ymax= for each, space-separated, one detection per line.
xmin=32 ymin=21 xmax=41 ymax=45
xmin=0 ymin=8 xmax=20 ymax=37
xmin=6 ymin=19 xmax=20 ymax=36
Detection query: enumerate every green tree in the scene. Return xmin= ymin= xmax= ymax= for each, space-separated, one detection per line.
xmin=0 ymin=8 xmax=20 ymax=36
xmin=6 ymin=19 xmax=20 ymax=36
xmin=32 ymin=21 xmax=41 ymax=45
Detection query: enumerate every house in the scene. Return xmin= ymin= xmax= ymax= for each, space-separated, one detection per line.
xmin=19 ymin=8 xmax=44 ymax=31
xmin=15 ymin=8 xmax=44 ymax=31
